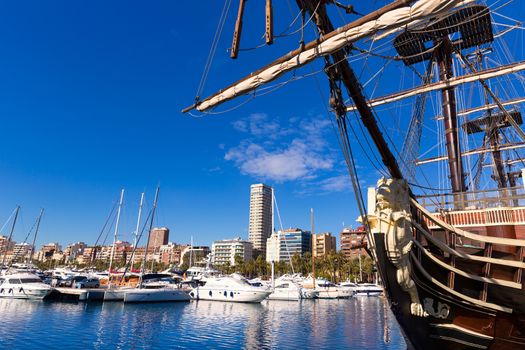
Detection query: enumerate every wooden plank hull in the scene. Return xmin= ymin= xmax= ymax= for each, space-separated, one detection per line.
xmin=374 ymin=232 xmax=525 ymax=349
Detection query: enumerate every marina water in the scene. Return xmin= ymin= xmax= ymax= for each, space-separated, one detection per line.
xmin=0 ymin=297 xmax=406 ymax=349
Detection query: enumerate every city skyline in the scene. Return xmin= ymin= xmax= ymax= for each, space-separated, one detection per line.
xmin=0 ymin=1 xmax=371 ymax=249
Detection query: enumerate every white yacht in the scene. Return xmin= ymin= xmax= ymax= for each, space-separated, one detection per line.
xmin=189 ymin=274 xmax=271 ymax=303
xmin=338 ymin=281 xmax=358 ymax=296
xmin=300 ymin=288 xmax=319 ymax=299
xmin=0 ymin=273 xmax=53 ymax=300
xmin=268 ymin=279 xmax=303 ymax=301
xmin=301 ymin=276 xmax=351 ymax=299
xmin=353 ymin=283 xmax=383 ymax=297
xmin=185 ymin=266 xmax=220 ymax=282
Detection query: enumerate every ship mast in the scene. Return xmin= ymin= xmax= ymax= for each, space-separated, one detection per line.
xmin=296 ymin=0 xmax=404 ymax=182
xmin=435 ymin=37 xmax=466 ymax=207
xmin=392 ymin=4 xmax=495 ymax=208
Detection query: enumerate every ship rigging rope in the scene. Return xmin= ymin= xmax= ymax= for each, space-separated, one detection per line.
xmin=195 ymin=0 xmax=233 ymax=102
xmin=100 ymin=210 xmax=118 ymax=248
xmin=7 ymin=214 xmax=39 ymax=269
xmin=336 ymin=27 xmax=450 ymax=202
xmin=190 ymin=46 xmax=364 ymax=117
xmin=0 ymin=207 xmax=18 ymax=236
xmin=93 ymin=201 xmax=117 ymax=248
xmin=235 ymin=1 xmax=323 ymax=53
xmin=118 ymin=209 xmax=153 ymax=284
xmin=272 ymin=194 xmax=295 ymax=274
xmin=337 ymin=114 xmax=370 ymax=234
xmin=406 ymin=0 xmax=514 ymax=35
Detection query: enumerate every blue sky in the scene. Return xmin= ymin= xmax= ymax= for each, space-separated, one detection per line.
xmin=0 ymin=1 xmax=375 ymax=248
xmin=2 ymin=0 xmax=522 ymax=249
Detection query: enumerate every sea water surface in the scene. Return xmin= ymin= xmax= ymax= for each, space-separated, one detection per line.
xmin=0 ymin=297 xmax=406 ymax=349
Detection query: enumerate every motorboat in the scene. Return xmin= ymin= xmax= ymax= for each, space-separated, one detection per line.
xmin=300 ymin=289 xmax=319 ymax=299
xmin=276 ymin=274 xmax=318 ymax=299
xmin=0 ymin=273 xmax=53 ymax=300
xmin=316 ymin=279 xmax=352 ymax=299
xmin=268 ymin=279 xmax=303 ymax=301
xmin=185 ymin=266 xmax=220 ymax=282
xmin=301 ymin=276 xmax=351 ymax=299
xmin=338 ymin=281 xmax=358 ymax=296
xmin=353 ymin=283 xmax=383 ymax=297
xmin=189 ymin=273 xmax=271 ymax=303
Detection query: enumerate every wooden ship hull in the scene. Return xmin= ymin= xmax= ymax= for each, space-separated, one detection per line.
xmin=367 ymin=190 xmax=525 ymax=349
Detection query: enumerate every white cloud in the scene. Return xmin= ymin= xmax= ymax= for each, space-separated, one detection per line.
xmin=318 ymin=175 xmax=352 ymax=192
xmin=225 ymin=140 xmax=333 ymax=182
xmin=225 ymin=112 xmax=339 ymax=183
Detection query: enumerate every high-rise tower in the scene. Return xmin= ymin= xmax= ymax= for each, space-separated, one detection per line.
xmin=248 ymin=183 xmax=273 ymax=257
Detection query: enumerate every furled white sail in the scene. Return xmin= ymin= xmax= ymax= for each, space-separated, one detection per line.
xmin=190 ymin=0 xmax=462 ymax=112
xmin=346 ymin=61 xmax=525 ymax=112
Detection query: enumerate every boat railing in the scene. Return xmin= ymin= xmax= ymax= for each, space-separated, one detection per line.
xmin=415 ymin=186 xmax=525 ymax=212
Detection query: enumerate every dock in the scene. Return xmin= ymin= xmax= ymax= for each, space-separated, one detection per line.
xmin=47 ymin=287 xmax=105 ymax=302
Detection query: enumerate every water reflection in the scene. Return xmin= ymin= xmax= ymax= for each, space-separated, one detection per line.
xmin=0 ymin=297 xmax=405 ymax=349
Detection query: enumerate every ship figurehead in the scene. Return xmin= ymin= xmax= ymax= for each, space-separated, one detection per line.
xmin=368 ymin=177 xmax=427 ymax=317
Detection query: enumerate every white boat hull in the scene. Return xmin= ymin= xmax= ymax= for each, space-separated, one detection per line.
xmin=314 ymin=287 xmax=351 ymax=299
xmin=104 ymin=288 xmax=133 ymax=301
xmin=190 ymin=287 xmax=271 ymax=303
xmin=301 ymin=289 xmax=319 ymax=299
xmin=123 ymin=289 xmax=190 ymax=303
xmin=267 ymin=290 xmax=301 ymax=301
xmin=354 ymin=291 xmax=383 ymax=297
xmin=0 ymin=285 xmax=52 ymax=300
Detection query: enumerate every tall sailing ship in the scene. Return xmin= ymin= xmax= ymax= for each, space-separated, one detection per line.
xmin=184 ymin=0 xmax=525 ymax=348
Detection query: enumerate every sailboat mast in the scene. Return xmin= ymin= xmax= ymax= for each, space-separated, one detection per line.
xmin=108 ymin=189 xmax=124 ymax=280
xmin=271 ymin=188 xmax=275 ymax=236
xmin=311 ymin=208 xmax=315 ymax=286
xmin=140 ymin=186 xmax=160 ymax=286
xmin=435 ymin=37 xmax=466 ymax=207
xmin=1 ymin=206 xmax=20 ymax=270
xmin=28 ymin=208 xmax=44 ymax=266
xmin=189 ymin=235 xmax=193 ymax=267
xmin=131 ymin=192 xmax=145 ymax=268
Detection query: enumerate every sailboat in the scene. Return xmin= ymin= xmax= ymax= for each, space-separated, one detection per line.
xmin=104 ymin=189 xmax=143 ymax=302
xmin=123 ymin=187 xmax=190 ymax=303
xmin=184 ymin=1 xmax=525 ymax=348
xmin=0 ymin=208 xmax=52 ymax=300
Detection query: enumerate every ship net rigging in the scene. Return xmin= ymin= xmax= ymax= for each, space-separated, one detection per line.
xmin=184 ymin=0 xmax=525 ymax=211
